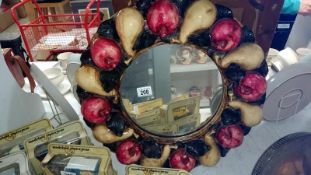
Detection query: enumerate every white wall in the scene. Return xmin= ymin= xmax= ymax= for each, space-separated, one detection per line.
xmin=286 ymin=14 xmax=311 ymax=50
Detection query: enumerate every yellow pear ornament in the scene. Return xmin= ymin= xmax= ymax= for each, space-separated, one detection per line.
xmin=199 ymin=134 xmax=221 ymax=166
xmin=221 ymin=43 xmax=265 ymax=70
xmin=229 ymin=100 xmax=263 ymax=127
xmin=116 ymin=8 xmax=144 ymax=57
xmin=76 ymin=66 xmax=116 ymax=97
xmin=93 ymin=125 xmax=134 ymax=144
xmin=179 ymin=0 xmax=217 ymax=43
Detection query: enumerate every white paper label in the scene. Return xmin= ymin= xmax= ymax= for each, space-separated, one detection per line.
xmin=137 ymin=86 xmax=153 ymax=97
xmin=66 ymin=157 xmax=98 ymax=171
xmin=61 ymin=171 xmax=76 ymax=175
xmin=277 ymin=23 xmax=290 ymax=29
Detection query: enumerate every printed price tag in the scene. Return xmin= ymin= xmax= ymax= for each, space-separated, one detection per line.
xmin=61 ymin=171 xmax=76 ymax=175
xmin=137 ymin=86 xmax=153 ymax=97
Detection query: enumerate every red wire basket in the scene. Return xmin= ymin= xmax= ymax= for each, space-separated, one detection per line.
xmin=11 ymin=0 xmax=101 ymax=61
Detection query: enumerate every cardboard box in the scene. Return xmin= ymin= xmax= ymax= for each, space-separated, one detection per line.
xmin=144 ymin=123 xmax=178 ymax=136
xmin=143 ymin=113 xmax=200 ymax=135
xmin=0 ymin=2 xmax=18 ymax=32
xmin=24 ymin=121 xmax=91 ymax=175
xmin=135 ymin=108 xmax=162 ymax=126
xmin=162 ymin=96 xmax=200 ymax=123
xmin=0 ymin=119 xmax=52 ymax=158
xmin=42 ymin=143 xmax=116 ymax=175
xmin=126 ymin=165 xmax=191 ymax=175
xmin=176 ymin=113 xmax=201 ymax=133
xmin=133 ymin=98 xmax=163 ymax=115
xmin=0 ymin=152 xmax=32 ymax=175
xmin=0 ymin=9 xmax=18 ymax=32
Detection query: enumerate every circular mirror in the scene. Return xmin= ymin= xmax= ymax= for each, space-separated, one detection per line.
xmin=76 ymin=0 xmax=269 ymax=170
xmin=120 ymin=44 xmax=224 ymax=137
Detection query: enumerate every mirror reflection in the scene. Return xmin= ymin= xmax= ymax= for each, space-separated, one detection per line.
xmin=120 ymin=44 xmax=223 ymax=136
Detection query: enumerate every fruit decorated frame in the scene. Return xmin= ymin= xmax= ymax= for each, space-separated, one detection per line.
xmin=76 ymin=0 xmax=269 ymax=172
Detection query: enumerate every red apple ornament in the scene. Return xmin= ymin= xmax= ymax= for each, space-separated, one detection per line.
xmin=90 ymin=38 xmax=122 ymax=70
xmin=81 ymin=97 xmax=112 ymax=124
xmin=211 ymin=18 xmax=242 ymax=52
xmin=147 ymin=0 xmax=180 ymax=38
xmin=169 ymin=148 xmax=196 ymax=172
xmin=216 ymin=124 xmax=244 ymax=148
xmin=116 ymin=139 xmax=142 ymax=164
xmin=235 ymin=73 xmax=267 ymax=102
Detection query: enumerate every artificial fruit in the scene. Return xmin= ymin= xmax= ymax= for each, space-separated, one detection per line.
xmin=216 ymin=124 xmax=244 ymax=149
xmin=224 ymin=63 xmax=246 ymax=82
xmin=216 ymin=4 xmax=233 ymax=20
xmin=141 ymin=145 xmax=171 ymax=167
xmin=229 ymin=100 xmax=263 ymax=127
xmin=235 ymin=73 xmax=267 ymax=102
xmin=116 ymin=8 xmax=144 ymax=57
xmin=221 ymin=108 xmax=241 ymax=126
xmin=211 ymin=18 xmax=242 ymax=52
xmin=147 ymin=0 xmax=180 ymax=38
xmin=106 ymin=112 xmax=126 ymax=136
xmin=97 ymin=18 xmax=119 ymax=41
xmin=199 ymin=134 xmax=221 ymax=166
xmin=179 ymin=0 xmax=216 ymax=43
xmin=81 ymin=97 xmax=111 ymax=124
xmin=116 ymin=139 xmax=142 ymax=164
xmin=76 ymin=66 xmax=116 ymax=97
xmin=240 ymin=26 xmax=255 ymax=43
xmin=135 ymin=0 xmax=152 ymax=17
xmin=254 ymin=60 xmax=269 ymax=77
xmin=184 ymin=140 xmax=209 ymax=157
xmin=92 ymin=125 xmax=134 ymax=144
xmin=221 ymin=43 xmax=265 ymax=70
xmin=90 ymin=38 xmax=121 ymax=71
xmin=169 ymin=148 xmax=196 ymax=171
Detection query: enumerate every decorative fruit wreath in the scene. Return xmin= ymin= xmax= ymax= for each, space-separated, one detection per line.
xmin=76 ymin=0 xmax=268 ymax=172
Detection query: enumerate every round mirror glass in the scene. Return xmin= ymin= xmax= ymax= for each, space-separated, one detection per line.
xmin=120 ymin=44 xmax=224 ymax=137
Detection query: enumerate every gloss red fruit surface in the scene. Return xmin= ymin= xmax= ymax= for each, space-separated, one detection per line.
xmin=90 ymin=38 xmax=122 ymax=70
xmin=116 ymin=139 xmax=142 ymax=165
xmin=147 ymin=0 xmax=180 ymax=38
xmin=211 ymin=18 xmax=242 ymax=52
xmin=216 ymin=124 xmax=244 ymax=148
xmin=81 ymin=97 xmax=112 ymax=124
xmin=235 ymin=73 xmax=267 ymax=102
xmin=169 ymin=148 xmax=196 ymax=172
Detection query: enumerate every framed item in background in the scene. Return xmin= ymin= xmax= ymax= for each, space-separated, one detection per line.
xmin=70 ymin=0 xmax=113 ymax=22
xmin=78 ymin=7 xmax=111 ymax=22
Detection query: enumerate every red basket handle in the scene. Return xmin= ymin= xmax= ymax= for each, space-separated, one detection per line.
xmin=84 ymin=0 xmax=101 ymax=41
